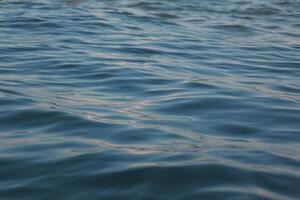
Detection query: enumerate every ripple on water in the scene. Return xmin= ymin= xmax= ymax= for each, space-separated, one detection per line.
xmin=0 ymin=0 xmax=300 ymax=199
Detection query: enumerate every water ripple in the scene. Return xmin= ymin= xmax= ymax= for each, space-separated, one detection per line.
xmin=0 ymin=0 xmax=300 ymax=199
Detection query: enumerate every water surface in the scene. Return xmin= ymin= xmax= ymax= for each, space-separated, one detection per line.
xmin=0 ymin=0 xmax=300 ymax=199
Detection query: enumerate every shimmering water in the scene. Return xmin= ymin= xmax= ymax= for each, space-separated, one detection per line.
xmin=1 ymin=0 xmax=300 ymax=199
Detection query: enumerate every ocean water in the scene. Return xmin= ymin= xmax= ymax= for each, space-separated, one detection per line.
xmin=0 ymin=0 xmax=300 ymax=199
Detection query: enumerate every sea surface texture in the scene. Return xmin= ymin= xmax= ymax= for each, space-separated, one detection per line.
xmin=0 ymin=0 xmax=300 ymax=199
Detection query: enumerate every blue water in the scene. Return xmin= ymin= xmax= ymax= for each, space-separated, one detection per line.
xmin=1 ymin=0 xmax=300 ymax=199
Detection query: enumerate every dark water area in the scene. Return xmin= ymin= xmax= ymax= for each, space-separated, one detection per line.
xmin=0 ymin=0 xmax=300 ymax=199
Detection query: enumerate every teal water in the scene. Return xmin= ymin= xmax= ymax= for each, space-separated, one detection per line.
xmin=0 ymin=0 xmax=300 ymax=199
